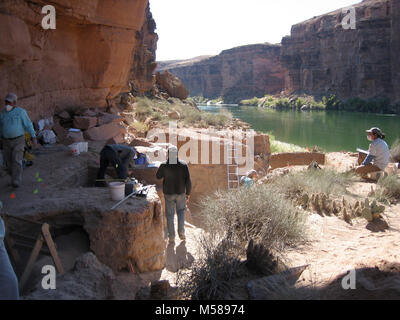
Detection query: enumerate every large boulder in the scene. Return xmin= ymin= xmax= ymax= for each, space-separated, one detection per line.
xmin=73 ymin=116 xmax=98 ymax=130
xmin=155 ymin=70 xmax=189 ymax=100
xmin=84 ymin=122 xmax=125 ymax=141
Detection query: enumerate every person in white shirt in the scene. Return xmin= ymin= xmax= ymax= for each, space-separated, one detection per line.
xmin=355 ymin=127 xmax=390 ymax=177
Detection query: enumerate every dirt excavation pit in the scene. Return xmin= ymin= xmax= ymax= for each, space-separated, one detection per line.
xmin=0 ymin=143 xmax=168 ymax=298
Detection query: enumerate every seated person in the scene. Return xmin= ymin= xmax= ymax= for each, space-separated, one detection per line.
xmin=240 ymin=169 xmax=257 ymax=188
xmin=354 ymin=127 xmax=390 ymax=177
xmin=96 ymin=144 xmax=136 ymax=186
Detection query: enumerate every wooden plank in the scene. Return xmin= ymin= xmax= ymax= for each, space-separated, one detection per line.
xmin=41 ymin=223 xmax=64 ymax=275
xmin=19 ymin=234 xmax=44 ymax=291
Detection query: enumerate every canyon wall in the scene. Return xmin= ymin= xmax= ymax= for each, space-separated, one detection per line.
xmin=281 ymin=0 xmax=399 ymax=103
xmin=392 ymin=0 xmax=400 ymax=103
xmin=0 ymin=0 xmax=153 ymax=120
xmin=129 ymin=3 xmax=158 ymax=95
xmin=158 ymin=44 xmax=286 ymax=103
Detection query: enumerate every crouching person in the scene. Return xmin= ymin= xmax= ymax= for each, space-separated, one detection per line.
xmin=0 ymin=202 xmax=19 ymax=300
xmin=354 ymin=127 xmax=390 ymax=177
xmin=156 ymin=146 xmax=192 ymax=245
xmin=95 ymin=144 xmax=136 ymax=186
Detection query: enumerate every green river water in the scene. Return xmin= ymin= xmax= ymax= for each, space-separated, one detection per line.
xmin=199 ymin=105 xmax=400 ymax=152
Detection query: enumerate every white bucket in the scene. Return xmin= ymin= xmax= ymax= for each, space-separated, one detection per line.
xmin=68 ymin=143 xmax=80 ymax=156
xmin=108 ymin=182 xmax=125 ymax=201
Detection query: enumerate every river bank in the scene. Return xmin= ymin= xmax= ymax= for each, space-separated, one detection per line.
xmin=199 ymin=104 xmax=400 ymax=153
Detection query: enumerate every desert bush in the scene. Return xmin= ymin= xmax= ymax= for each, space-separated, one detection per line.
xmin=130 ymin=121 xmax=149 ymax=134
xmin=390 ymin=139 xmax=400 ymax=163
xmin=200 ymin=184 xmax=307 ymax=251
xmin=273 ymin=169 xmax=355 ymax=199
xmin=375 ymin=174 xmax=400 ymax=202
xmin=176 ymin=235 xmax=245 ymax=300
xmin=201 ymin=109 xmax=233 ymax=127
xmin=182 ymin=108 xmax=202 ymax=125
xmin=134 ymin=97 xmax=153 ymax=121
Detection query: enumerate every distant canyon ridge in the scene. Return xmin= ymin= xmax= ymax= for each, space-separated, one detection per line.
xmin=158 ymin=0 xmax=400 ymax=105
xmin=0 ymin=0 xmax=399 ymax=119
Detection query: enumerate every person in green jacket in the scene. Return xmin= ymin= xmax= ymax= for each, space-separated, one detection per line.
xmin=0 ymin=93 xmax=37 ymax=188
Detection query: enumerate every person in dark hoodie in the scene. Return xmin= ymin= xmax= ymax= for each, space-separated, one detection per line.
xmin=156 ymin=146 xmax=192 ymax=244
xmin=96 ymin=144 xmax=136 ymax=186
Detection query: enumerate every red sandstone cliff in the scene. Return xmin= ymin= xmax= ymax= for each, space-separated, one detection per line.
xmin=281 ymin=0 xmax=399 ymax=103
xmin=391 ymin=0 xmax=400 ymax=103
xmin=158 ymin=44 xmax=286 ymax=104
xmin=0 ymin=0 xmax=153 ymax=120
xmin=130 ymin=3 xmax=158 ymax=95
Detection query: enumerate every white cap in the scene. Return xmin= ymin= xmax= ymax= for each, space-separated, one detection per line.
xmin=168 ymin=146 xmax=178 ymax=154
xmin=5 ymin=93 xmax=17 ymax=103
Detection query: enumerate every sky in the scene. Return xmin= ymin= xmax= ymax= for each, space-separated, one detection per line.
xmin=151 ymin=0 xmax=360 ymax=61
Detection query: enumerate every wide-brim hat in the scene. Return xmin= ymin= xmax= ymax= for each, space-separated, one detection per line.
xmin=366 ymin=127 xmax=384 ymax=136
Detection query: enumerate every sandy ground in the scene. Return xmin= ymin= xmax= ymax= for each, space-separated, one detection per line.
xmin=1 ymin=145 xmax=399 ymax=299
xmin=281 ymin=153 xmax=400 ymax=298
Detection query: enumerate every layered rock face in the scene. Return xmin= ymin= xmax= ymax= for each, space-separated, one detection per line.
xmin=281 ymin=0 xmax=399 ymax=103
xmin=158 ymin=44 xmax=286 ymax=103
xmin=129 ymin=3 xmax=158 ymax=95
xmin=0 ymin=0 xmax=152 ymax=120
xmin=391 ymin=0 xmax=400 ymax=103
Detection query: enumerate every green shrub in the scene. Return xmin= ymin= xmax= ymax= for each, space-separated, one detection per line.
xmin=130 ymin=121 xmax=149 ymax=134
xmin=390 ymin=139 xmax=400 ymax=163
xmin=182 ymin=108 xmax=202 ymax=125
xmin=295 ymin=97 xmax=306 ymax=109
xmin=270 ymin=140 xmax=306 ymax=153
xmin=323 ymin=95 xmax=343 ymax=110
xmin=275 ymin=97 xmax=291 ymax=109
xmin=375 ymin=174 xmax=400 ymax=202
xmin=343 ymin=97 xmax=392 ymax=113
xmin=260 ymin=95 xmax=277 ymax=108
xmin=240 ymin=97 xmax=260 ymax=106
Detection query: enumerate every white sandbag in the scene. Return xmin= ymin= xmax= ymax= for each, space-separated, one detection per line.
xmin=38 ymin=129 xmax=57 ymax=144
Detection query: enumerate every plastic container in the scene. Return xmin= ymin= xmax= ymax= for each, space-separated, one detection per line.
xmin=109 ymin=182 xmax=126 ymax=201
xmin=68 ymin=143 xmax=80 ymax=156
xmin=125 ymin=179 xmax=138 ymax=196
xmin=78 ymin=142 xmax=88 ymax=153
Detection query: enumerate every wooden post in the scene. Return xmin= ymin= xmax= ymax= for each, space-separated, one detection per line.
xmin=41 ymin=223 xmax=64 ymax=275
xmin=19 ymin=234 xmax=44 ymax=291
